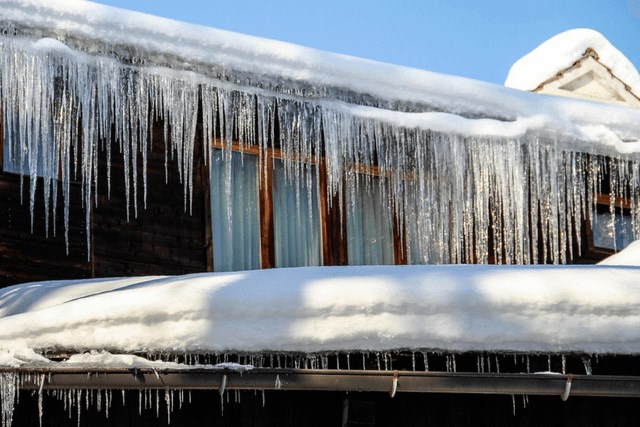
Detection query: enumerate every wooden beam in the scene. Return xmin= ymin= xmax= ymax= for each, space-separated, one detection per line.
xmin=259 ymin=151 xmax=275 ymax=269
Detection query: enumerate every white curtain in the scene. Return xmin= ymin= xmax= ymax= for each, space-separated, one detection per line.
xmin=210 ymin=149 xmax=260 ymax=271
xmin=346 ymin=177 xmax=394 ymax=265
xmin=272 ymin=160 xmax=322 ymax=267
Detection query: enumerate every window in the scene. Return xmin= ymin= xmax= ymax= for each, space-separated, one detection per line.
xmin=210 ymin=149 xmax=261 ymax=271
xmin=2 ymin=125 xmax=49 ymax=177
xmin=591 ymin=203 xmax=634 ymax=251
xmin=209 ymin=143 xmax=404 ymax=272
xmin=346 ymin=177 xmax=395 ymax=265
xmin=272 ymin=159 xmax=322 ymax=267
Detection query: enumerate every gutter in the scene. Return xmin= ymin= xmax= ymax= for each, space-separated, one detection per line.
xmin=3 ymin=368 xmax=640 ymax=399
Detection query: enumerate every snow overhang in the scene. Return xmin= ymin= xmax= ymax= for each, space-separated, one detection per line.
xmin=0 ymin=0 xmax=640 ymax=136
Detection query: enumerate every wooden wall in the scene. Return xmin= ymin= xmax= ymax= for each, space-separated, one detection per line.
xmin=0 ymin=120 xmax=211 ymax=288
xmin=0 ymin=173 xmax=90 ymax=286
xmin=91 ymin=122 xmax=211 ymax=277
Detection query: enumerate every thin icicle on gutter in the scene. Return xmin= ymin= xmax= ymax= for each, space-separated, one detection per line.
xmin=1 ymin=1 xmax=640 ymax=263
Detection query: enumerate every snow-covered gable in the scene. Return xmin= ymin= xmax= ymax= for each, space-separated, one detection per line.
xmin=505 ymin=29 xmax=640 ymax=108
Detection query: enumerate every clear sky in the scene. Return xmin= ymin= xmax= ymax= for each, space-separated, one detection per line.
xmin=93 ymin=0 xmax=639 ymax=85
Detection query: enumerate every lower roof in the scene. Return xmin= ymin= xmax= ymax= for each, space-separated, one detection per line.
xmin=1 ymin=260 xmax=640 ymax=357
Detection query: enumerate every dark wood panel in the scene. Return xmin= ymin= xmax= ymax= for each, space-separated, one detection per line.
xmin=91 ymin=124 xmax=209 ymax=278
xmin=0 ymin=173 xmax=91 ymax=287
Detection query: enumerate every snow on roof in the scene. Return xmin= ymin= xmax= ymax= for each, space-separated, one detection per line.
xmin=2 ymin=264 xmax=640 ymax=360
xmin=1 ymin=0 xmax=640 ymax=143
xmin=505 ymin=28 xmax=640 ymax=96
xmin=598 ymin=240 xmax=640 ymax=266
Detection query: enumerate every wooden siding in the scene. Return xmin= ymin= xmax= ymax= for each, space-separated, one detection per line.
xmin=0 ymin=120 xmax=211 ymax=287
xmin=91 ymin=125 xmax=210 ymax=277
xmin=0 ymin=173 xmax=91 ymax=287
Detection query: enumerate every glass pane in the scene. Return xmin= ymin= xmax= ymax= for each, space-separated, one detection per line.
xmin=592 ymin=211 xmax=634 ymax=251
xmin=210 ymin=149 xmax=260 ymax=271
xmin=346 ymin=178 xmax=394 ymax=265
xmin=2 ymin=129 xmax=23 ymax=174
xmin=272 ymin=161 xmax=322 ymax=267
xmin=2 ymin=124 xmax=47 ymax=176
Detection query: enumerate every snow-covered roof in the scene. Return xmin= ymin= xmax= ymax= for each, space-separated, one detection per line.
xmin=0 ymin=0 xmax=639 ymax=140
xmin=598 ymin=240 xmax=640 ymax=266
xmin=2 ymin=262 xmax=640 ymax=359
xmin=505 ymin=29 xmax=640 ymax=98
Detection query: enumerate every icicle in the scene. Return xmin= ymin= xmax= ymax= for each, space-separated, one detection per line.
xmin=1 ymin=34 xmax=639 ymax=268
xmin=37 ymin=373 xmax=45 ymax=427
xmin=105 ymin=389 xmax=110 ymax=419
xmin=561 ymin=354 xmax=566 ymax=375
xmin=77 ymin=389 xmax=82 ymax=427
xmin=581 ymin=357 xmax=592 ymax=376
xmin=422 ymin=352 xmax=429 ymax=372
xmin=275 ymin=375 xmax=282 ymax=390
xmin=511 ymin=395 xmax=516 ymax=416
xmin=164 ymin=390 xmax=171 ymax=425
xmin=0 ymin=372 xmax=18 ymax=427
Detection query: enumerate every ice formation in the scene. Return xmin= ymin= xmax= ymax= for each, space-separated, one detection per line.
xmin=1 ymin=31 xmax=640 ymax=264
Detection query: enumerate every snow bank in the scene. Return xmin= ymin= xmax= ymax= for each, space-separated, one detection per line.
xmin=505 ymin=28 xmax=640 ymax=96
xmin=598 ymin=240 xmax=640 ymax=266
xmin=1 ymin=266 xmax=640 ymax=356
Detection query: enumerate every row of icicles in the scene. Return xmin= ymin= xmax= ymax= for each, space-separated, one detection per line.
xmin=1 ymin=35 xmax=639 ymax=264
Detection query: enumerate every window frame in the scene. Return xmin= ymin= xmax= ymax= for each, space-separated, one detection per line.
xmin=585 ymin=193 xmax=634 ymax=257
xmin=209 ymin=139 xmax=407 ymax=269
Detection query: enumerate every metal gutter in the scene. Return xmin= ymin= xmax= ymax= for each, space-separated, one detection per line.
xmin=4 ymin=368 xmax=640 ymax=399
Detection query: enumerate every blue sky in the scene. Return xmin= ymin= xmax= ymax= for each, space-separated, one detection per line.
xmin=93 ymin=0 xmax=639 ymax=85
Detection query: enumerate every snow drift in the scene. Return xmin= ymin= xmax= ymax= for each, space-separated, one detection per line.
xmin=1 ymin=264 xmax=640 ymax=357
